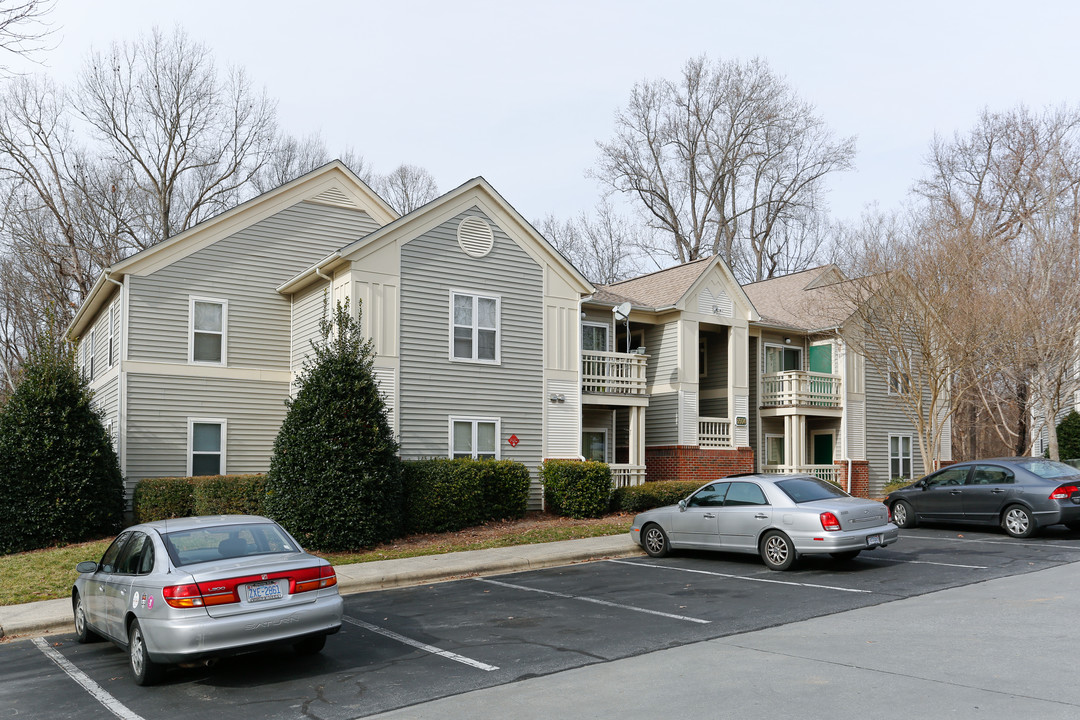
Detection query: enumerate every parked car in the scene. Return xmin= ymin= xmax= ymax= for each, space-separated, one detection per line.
xmin=884 ymin=458 xmax=1080 ymax=538
xmin=629 ymin=474 xmax=898 ymax=570
xmin=72 ymin=515 xmax=343 ymax=685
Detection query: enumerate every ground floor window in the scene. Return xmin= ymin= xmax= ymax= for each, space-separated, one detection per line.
xmin=582 ymin=428 xmax=607 ymax=462
xmin=189 ymin=418 xmax=226 ymax=476
xmin=765 ymin=434 xmax=785 ymax=465
xmin=889 ymin=434 xmax=912 ymax=480
xmin=450 ymin=417 xmax=499 ymax=459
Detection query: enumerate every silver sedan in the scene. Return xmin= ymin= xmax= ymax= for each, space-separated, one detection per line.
xmin=72 ymin=515 xmax=343 ymax=685
xmin=630 ymin=474 xmax=899 ymax=570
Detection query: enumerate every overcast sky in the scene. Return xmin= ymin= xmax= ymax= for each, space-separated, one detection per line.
xmin=10 ymin=0 xmax=1080 ymax=231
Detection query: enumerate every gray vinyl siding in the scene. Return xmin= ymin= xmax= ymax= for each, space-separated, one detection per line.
xmin=127 ymin=202 xmax=378 ymax=368
xmin=291 ymin=278 xmax=331 ymax=374
xmin=124 ymin=373 xmax=288 ymax=498
xmin=749 ymin=339 xmax=759 ymax=466
xmin=398 ymin=207 xmax=544 ymax=504
xmin=582 ymin=408 xmax=615 ymax=463
xmin=645 ymin=323 xmax=678 ymax=386
xmin=93 ymin=375 xmax=120 ymax=432
xmin=864 ymin=357 xmax=926 ymax=496
xmin=645 ymin=392 xmax=679 ymax=446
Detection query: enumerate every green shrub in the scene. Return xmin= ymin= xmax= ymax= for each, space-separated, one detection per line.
xmin=265 ymin=300 xmax=402 ymax=551
xmin=401 ymin=458 xmax=530 ymax=534
xmin=193 ymin=474 xmax=267 ymax=516
xmin=542 ymin=459 xmax=612 ymax=518
xmin=1057 ymin=410 xmax=1080 ymax=461
xmin=882 ymin=478 xmax=915 ymax=495
xmin=479 ymin=460 xmax=531 ymax=521
xmin=133 ymin=477 xmax=196 ymax=523
xmin=610 ymin=481 xmax=702 ymax=513
xmin=0 ymin=330 xmax=123 ymax=554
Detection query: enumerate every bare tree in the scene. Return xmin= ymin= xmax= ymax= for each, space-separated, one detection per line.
xmin=256 ymin=132 xmax=370 ymax=192
xmin=0 ymin=0 xmax=54 ymax=70
xmin=372 ymin=163 xmax=438 ymax=214
xmin=539 ymin=200 xmax=648 ymax=284
xmin=593 ymin=56 xmax=855 ymax=282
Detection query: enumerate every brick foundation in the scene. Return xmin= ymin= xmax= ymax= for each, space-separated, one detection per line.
xmin=645 ymin=446 xmax=755 ymax=483
xmin=834 ymin=460 xmax=870 ymax=497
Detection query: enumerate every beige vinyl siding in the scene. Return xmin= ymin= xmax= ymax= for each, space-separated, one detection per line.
xmin=124 ymin=373 xmax=288 ymax=497
xmin=290 ymin=278 xmax=331 ymax=377
xmin=645 ymin=392 xmax=679 ymax=446
xmin=645 ymin=323 xmax=678 ymax=386
xmin=398 ymin=207 xmax=544 ymax=504
xmin=127 ymin=202 xmax=378 ymax=368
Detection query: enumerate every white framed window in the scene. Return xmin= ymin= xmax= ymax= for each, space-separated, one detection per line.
xmin=765 ymin=434 xmax=785 ymax=465
xmin=450 ymin=416 xmax=500 ymax=459
xmin=189 ymin=297 xmax=227 ymax=365
xmin=188 ymin=418 xmax=227 ymax=476
xmin=889 ymin=434 xmax=913 ymax=480
xmin=108 ymin=301 xmax=117 ymax=368
xmin=764 ymin=343 xmax=800 ymax=374
xmin=450 ymin=291 xmax=500 ymax=363
xmin=888 ymin=348 xmax=911 ymax=396
xmin=87 ymin=329 xmax=96 ymax=380
xmin=581 ymin=427 xmax=608 ymax=462
xmin=581 ymin=322 xmax=609 ymax=352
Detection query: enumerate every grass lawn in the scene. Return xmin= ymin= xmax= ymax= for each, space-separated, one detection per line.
xmin=0 ymin=514 xmax=632 ymax=607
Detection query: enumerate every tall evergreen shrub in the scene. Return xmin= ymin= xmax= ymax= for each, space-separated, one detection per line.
xmin=1057 ymin=410 xmax=1080 ymax=461
xmin=264 ymin=300 xmax=402 ymax=550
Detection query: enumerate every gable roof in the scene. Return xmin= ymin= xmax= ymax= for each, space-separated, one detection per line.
xmin=742 ymin=264 xmax=856 ymax=332
xmin=67 ymin=161 xmax=396 ymax=338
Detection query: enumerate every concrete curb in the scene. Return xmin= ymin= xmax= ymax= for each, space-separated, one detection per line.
xmin=0 ymin=534 xmax=644 ymax=641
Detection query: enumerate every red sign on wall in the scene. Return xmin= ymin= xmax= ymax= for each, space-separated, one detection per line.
xmin=507 ymin=434 xmax=520 ymax=447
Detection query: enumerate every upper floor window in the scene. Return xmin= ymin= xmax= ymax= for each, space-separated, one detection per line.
xmin=450 ymin=417 xmax=499 ymax=459
xmin=765 ymin=344 xmax=800 ymax=374
xmin=451 ymin=291 xmax=499 ymax=363
xmin=190 ymin=298 xmax=227 ymax=365
xmin=85 ymin=329 xmax=96 ymax=380
xmin=581 ymin=323 xmax=609 ymax=352
xmin=888 ymin=348 xmax=910 ymax=395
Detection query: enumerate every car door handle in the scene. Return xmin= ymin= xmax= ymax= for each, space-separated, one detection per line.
xmin=754 ymin=513 xmax=769 ymax=519
xmin=991 ymin=489 xmax=1004 ymax=494
xmin=703 ymin=513 xmax=716 ymax=519
xmin=949 ymin=490 xmax=962 ymax=495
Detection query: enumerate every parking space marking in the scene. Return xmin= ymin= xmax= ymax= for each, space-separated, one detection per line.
xmin=606 ymin=559 xmax=872 ymax=593
xmin=904 ymin=534 xmax=1080 ymax=551
xmin=863 ymin=557 xmax=988 ymax=569
xmin=474 ymin=578 xmax=712 ymax=624
xmin=31 ymin=637 xmax=145 ymax=720
xmin=343 ymin=616 xmax=499 ymax=672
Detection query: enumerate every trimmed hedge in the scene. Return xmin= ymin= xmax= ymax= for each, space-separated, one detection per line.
xmin=542 ymin=459 xmax=612 ymax=518
xmin=401 ymin=458 xmax=530 ymax=534
xmin=610 ymin=481 xmax=702 ymax=513
xmin=133 ymin=475 xmax=266 ymax=523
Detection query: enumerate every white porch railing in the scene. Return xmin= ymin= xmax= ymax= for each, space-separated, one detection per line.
xmin=761 ymin=464 xmax=842 ymax=487
xmin=582 ymin=351 xmax=648 ymax=395
xmin=698 ymin=417 xmax=732 ymax=448
xmin=761 ymin=371 xmax=842 ymax=408
xmin=610 ymin=464 xmax=647 ymax=488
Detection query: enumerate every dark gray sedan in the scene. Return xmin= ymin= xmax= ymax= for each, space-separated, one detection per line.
xmin=72 ymin=515 xmax=342 ymax=685
xmin=884 ymin=458 xmax=1080 ymax=538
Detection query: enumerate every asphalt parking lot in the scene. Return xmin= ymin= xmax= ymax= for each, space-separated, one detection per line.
xmin=4 ymin=524 xmax=1080 ymax=720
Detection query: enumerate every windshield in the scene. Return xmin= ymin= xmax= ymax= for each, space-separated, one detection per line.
xmin=775 ymin=476 xmax=850 ymax=503
xmin=1014 ymin=459 xmax=1080 ymax=480
xmin=162 ymin=523 xmax=298 ymax=567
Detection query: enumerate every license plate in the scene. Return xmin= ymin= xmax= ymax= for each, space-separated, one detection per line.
xmin=866 ymin=534 xmax=882 ymax=547
xmin=246 ymin=580 xmax=282 ymax=603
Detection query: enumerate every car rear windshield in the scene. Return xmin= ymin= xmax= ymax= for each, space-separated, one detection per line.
xmin=775 ymin=476 xmax=850 ymax=503
xmin=162 ymin=523 xmax=298 ymax=567
xmin=1013 ymin=459 xmax=1080 ymax=480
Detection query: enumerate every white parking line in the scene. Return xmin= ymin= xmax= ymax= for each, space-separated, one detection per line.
xmin=32 ymin=637 xmax=145 ymax=720
xmin=904 ymin=534 xmax=1080 ymax=551
xmin=343 ymin=616 xmax=499 ymax=672
xmin=475 ymin=577 xmax=712 ymax=624
xmin=606 ymin=559 xmax=873 ymax=594
xmin=863 ymin=557 xmax=988 ymax=569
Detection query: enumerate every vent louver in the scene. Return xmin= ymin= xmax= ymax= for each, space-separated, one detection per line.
xmin=457 ymin=216 xmax=495 ymax=258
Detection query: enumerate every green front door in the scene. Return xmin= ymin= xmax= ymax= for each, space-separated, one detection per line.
xmin=809 ymin=344 xmax=832 ymax=374
xmin=813 ymin=434 xmax=834 ymax=465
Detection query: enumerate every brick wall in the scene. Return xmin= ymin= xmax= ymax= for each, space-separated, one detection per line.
xmin=834 ymin=460 xmax=870 ymax=497
xmin=644 ymin=446 xmax=755 ymax=483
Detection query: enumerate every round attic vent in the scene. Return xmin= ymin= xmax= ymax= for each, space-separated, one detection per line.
xmin=457 ymin=216 xmax=494 ymax=258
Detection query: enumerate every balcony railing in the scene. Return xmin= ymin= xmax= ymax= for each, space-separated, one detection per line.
xmin=610 ymin=464 xmax=646 ymax=488
xmin=582 ymin=351 xmax=648 ymax=395
xmin=761 ymin=371 xmax=842 ymax=408
xmin=760 ymin=464 xmax=842 ymax=487
xmin=698 ymin=417 xmax=732 ymax=448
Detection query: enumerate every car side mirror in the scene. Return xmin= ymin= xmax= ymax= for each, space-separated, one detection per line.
xmin=76 ymin=561 xmax=99 ymax=574
xmin=678 ymin=500 xmax=687 ymax=512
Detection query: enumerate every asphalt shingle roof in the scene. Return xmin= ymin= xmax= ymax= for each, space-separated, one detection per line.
xmin=593 ymin=257 xmax=714 ymax=309
xmin=742 ymin=265 xmax=856 ymax=331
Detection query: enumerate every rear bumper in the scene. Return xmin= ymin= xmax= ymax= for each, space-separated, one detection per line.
xmin=142 ymin=593 xmax=343 ymax=664
xmin=792 ymin=524 xmax=899 ymax=554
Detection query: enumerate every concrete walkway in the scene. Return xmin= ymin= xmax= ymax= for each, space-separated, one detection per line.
xmin=0 ymin=534 xmax=643 ymax=640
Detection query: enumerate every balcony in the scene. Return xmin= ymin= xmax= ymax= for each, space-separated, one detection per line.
xmin=610 ymin=464 xmax=646 ymax=488
xmin=582 ymin=351 xmax=648 ymax=397
xmin=698 ymin=416 xmax=732 ymax=449
xmin=761 ymin=371 xmax=841 ymax=409
xmin=761 ymin=464 xmax=842 ymax=487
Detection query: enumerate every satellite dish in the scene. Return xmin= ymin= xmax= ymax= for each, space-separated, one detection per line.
xmin=612 ymin=301 xmax=631 ymax=321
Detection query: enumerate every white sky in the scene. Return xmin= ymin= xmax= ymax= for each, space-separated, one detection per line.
xmin=10 ymin=0 xmax=1080 ymax=229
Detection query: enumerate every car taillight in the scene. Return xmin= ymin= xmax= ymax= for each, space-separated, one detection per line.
xmin=293 ymin=565 xmax=337 ymax=593
xmin=1050 ymin=485 xmax=1079 ymax=500
xmin=820 ymin=512 xmax=841 ymax=531
xmin=163 ymin=583 xmax=206 ymax=608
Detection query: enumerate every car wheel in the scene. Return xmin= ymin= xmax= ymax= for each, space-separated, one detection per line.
xmin=830 ymin=550 xmax=861 ymax=562
xmin=641 ymin=523 xmax=670 ymax=558
xmin=1002 ymin=505 xmax=1036 ymax=538
xmin=294 ymin=634 xmax=327 ymax=656
xmin=760 ymin=530 xmax=797 ymax=571
xmin=891 ymin=500 xmax=917 ymax=529
xmin=128 ymin=619 xmax=163 ymax=686
xmin=72 ymin=592 xmax=99 ymax=643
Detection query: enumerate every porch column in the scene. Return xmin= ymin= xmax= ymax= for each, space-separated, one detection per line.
xmin=728 ymin=324 xmax=750 ymax=447
xmin=629 ymin=406 xmax=639 ymax=469
xmin=637 ymin=406 xmax=646 ymax=466
xmin=784 ymin=416 xmax=794 ymax=472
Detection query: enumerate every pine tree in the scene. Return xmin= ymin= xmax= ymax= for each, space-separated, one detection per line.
xmin=265 ymin=299 xmax=402 ymax=550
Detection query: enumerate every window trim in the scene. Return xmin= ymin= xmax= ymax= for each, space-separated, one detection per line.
xmin=187 ymin=417 xmax=227 ymax=477
xmin=189 ymin=296 xmax=228 ymax=366
xmin=763 ymin=342 xmax=801 ymax=374
xmin=581 ymin=321 xmax=610 ymax=352
xmin=764 ymin=433 xmax=785 ymax=466
xmin=448 ymin=416 xmax=501 ymax=460
xmin=581 ymin=426 xmax=608 ymax=463
xmin=887 ymin=348 xmax=911 ymax=396
xmin=449 ymin=290 xmax=501 ymax=364
xmin=107 ymin=301 xmax=116 ymax=369
xmin=888 ymin=433 xmax=913 ymax=481
xmin=87 ymin=328 xmax=96 ymax=381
